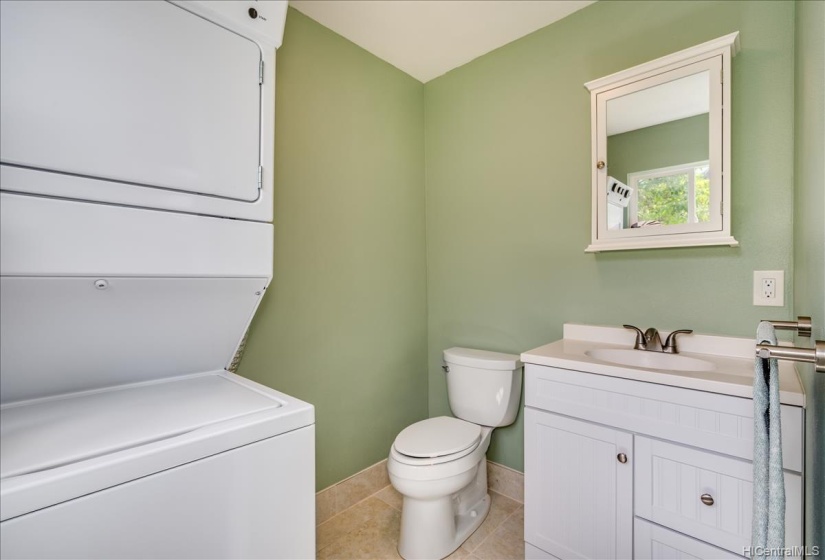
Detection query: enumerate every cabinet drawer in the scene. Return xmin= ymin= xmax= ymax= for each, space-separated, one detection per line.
xmin=634 ymin=518 xmax=744 ymax=559
xmin=525 ymin=365 xmax=803 ymax=472
xmin=635 ymin=437 xmax=803 ymax=556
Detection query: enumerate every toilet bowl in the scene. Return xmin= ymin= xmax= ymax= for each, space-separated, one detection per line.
xmin=389 ymin=418 xmax=493 ymax=560
xmin=388 ymin=348 xmax=522 ymax=560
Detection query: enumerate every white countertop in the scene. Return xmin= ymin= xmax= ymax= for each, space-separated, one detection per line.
xmin=521 ymin=324 xmax=805 ymax=407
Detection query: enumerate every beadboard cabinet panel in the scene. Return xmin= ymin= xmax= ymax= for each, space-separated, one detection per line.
xmin=525 ymin=408 xmax=633 ymax=560
xmin=525 ymin=365 xmax=803 ymax=472
xmin=635 ymin=436 xmax=803 ymax=556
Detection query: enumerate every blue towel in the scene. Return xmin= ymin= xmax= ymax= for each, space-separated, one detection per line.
xmin=752 ymin=321 xmax=785 ymax=556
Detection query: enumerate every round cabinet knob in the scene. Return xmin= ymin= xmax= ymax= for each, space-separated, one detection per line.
xmin=617 ymin=453 xmax=628 ymax=464
xmin=700 ymin=493 xmax=715 ymax=506
xmin=596 ymin=161 xmax=606 ymax=169
xmin=248 ymin=7 xmax=258 ymax=19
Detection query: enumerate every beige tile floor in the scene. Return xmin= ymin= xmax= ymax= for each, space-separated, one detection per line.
xmin=316 ymin=485 xmax=524 ymax=560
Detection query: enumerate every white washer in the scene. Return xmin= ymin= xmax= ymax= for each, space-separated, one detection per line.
xmin=0 ymin=237 xmax=316 ymax=559
xmin=0 ymin=373 xmax=314 ymax=559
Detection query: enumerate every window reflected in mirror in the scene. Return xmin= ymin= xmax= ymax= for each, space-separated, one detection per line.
xmin=630 ymin=162 xmax=710 ymax=226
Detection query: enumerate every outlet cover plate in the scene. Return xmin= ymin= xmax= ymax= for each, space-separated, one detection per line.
xmin=753 ymin=270 xmax=784 ymax=306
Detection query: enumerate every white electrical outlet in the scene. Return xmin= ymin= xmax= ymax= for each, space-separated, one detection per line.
xmin=753 ymin=270 xmax=784 ymax=306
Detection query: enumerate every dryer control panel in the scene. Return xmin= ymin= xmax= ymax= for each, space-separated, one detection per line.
xmin=177 ymin=0 xmax=288 ymax=49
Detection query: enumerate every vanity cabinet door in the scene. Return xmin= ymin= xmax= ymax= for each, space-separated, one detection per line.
xmin=525 ymin=408 xmax=633 ymax=560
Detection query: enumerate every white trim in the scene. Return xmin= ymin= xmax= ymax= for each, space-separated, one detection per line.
xmin=584 ymin=32 xmax=740 ymax=92
xmin=585 ymin=234 xmax=739 ymax=253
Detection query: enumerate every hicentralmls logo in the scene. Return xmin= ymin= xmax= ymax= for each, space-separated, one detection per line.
xmin=743 ymin=546 xmax=820 ymax=557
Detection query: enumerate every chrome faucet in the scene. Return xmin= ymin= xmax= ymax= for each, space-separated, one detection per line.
xmin=623 ymin=325 xmax=693 ymax=354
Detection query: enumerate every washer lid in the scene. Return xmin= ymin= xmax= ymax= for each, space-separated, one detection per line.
xmin=0 ymin=371 xmax=315 ymax=523
xmin=394 ymin=417 xmax=481 ymax=458
xmin=0 ymin=374 xmax=281 ymax=480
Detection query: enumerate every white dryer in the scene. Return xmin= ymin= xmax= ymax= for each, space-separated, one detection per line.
xmin=0 ymin=2 xmax=315 ymax=559
xmin=0 ymin=0 xmax=284 ymax=221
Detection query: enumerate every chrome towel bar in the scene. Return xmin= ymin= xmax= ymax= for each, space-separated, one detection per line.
xmin=756 ymin=340 xmax=825 ymax=372
xmin=762 ymin=316 xmax=811 ymax=337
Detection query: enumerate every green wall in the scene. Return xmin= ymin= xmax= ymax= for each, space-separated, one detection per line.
xmin=238 ymin=9 xmax=428 ymax=491
xmin=607 ymin=114 xmax=710 ymax=185
xmin=424 ymin=1 xmax=796 ymax=472
xmin=793 ymin=0 xmax=824 ymax=548
xmin=241 ymin=1 xmax=818 ymax=494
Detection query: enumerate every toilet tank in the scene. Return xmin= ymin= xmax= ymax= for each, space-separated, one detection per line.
xmin=443 ymin=348 xmax=523 ymax=427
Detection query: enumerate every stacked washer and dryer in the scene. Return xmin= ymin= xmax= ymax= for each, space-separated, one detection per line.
xmin=0 ymin=2 xmax=315 ymax=558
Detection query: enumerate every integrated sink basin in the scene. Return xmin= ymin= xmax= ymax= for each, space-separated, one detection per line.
xmin=585 ymin=348 xmax=716 ymax=372
xmin=521 ymin=324 xmax=805 ymax=406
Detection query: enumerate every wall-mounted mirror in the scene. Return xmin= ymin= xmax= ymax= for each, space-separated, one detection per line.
xmin=585 ymin=32 xmax=740 ymax=252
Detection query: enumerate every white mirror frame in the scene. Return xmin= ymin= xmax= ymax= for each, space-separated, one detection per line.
xmin=584 ymin=32 xmax=740 ymax=253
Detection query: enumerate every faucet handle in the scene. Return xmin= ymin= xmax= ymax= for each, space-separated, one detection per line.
xmin=663 ymin=330 xmax=693 ymax=354
xmin=623 ymin=325 xmax=647 ymax=350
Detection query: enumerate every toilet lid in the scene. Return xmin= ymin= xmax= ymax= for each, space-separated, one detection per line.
xmin=393 ymin=416 xmax=481 ymax=458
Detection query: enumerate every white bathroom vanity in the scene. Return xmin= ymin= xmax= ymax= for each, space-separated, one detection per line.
xmin=522 ymin=324 xmax=805 ymax=560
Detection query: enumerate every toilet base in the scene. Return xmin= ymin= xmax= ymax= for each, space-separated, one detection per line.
xmin=454 ymin=492 xmax=491 ymax=548
xmin=396 ymin=464 xmax=491 ymax=560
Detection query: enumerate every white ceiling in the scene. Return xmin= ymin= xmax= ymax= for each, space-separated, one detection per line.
xmin=289 ymin=1 xmax=596 ymax=83
xmin=606 ymin=71 xmax=710 ymax=136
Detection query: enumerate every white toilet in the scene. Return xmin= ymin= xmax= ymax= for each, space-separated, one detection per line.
xmin=388 ymin=347 xmax=523 ymax=560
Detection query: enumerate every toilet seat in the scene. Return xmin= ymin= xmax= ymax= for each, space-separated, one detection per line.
xmin=392 ymin=417 xmax=481 ymax=466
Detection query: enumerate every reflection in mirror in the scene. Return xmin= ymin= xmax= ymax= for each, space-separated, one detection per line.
xmin=605 ymin=71 xmax=710 ymax=230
